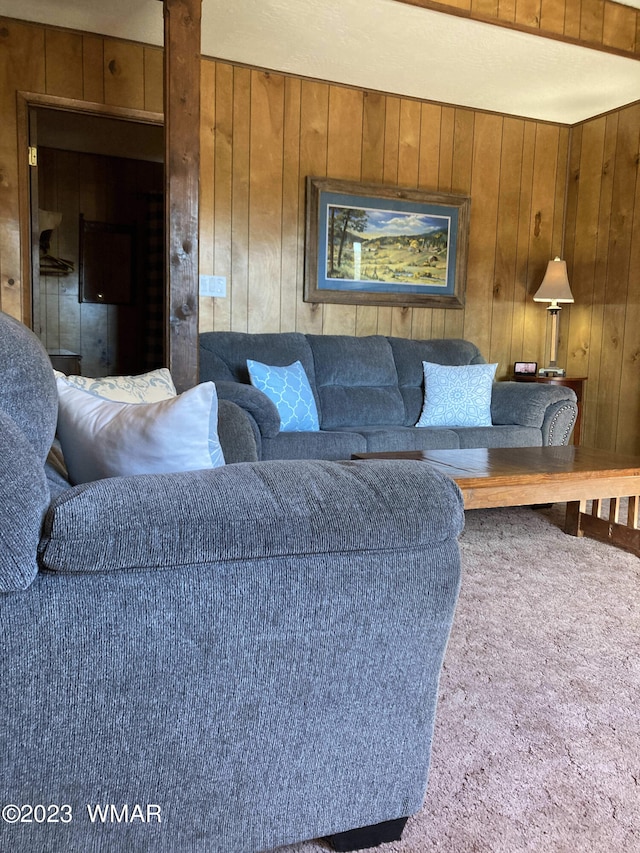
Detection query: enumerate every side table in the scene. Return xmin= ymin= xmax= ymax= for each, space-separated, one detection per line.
xmin=48 ymin=350 xmax=82 ymax=375
xmin=513 ymin=375 xmax=586 ymax=445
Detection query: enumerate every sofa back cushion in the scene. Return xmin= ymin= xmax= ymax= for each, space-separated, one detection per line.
xmin=387 ymin=337 xmax=486 ymax=425
xmin=0 ymin=312 xmax=58 ymax=460
xmin=0 ymin=311 xmax=58 ymax=591
xmin=200 ymin=331 xmax=316 ymax=385
xmin=0 ymin=410 xmax=51 ymax=592
xmin=307 ymin=335 xmax=404 ymax=428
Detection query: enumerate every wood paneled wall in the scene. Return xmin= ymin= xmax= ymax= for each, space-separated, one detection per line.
xmin=565 ymin=102 xmax=640 ymax=455
xmin=1 ymin=14 xmax=638 ymax=452
xmin=0 ymin=17 xmax=162 ymax=322
xmin=199 ymin=61 xmax=568 ymax=380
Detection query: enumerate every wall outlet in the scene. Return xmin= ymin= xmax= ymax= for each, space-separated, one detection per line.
xmin=199 ymin=274 xmax=227 ymax=297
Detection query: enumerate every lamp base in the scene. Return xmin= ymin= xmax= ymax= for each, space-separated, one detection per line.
xmin=538 ymin=366 xmax=566 ymax=377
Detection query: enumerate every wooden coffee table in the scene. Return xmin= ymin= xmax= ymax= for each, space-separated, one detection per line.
xmin=352 ymin=446 xmax=640 ymax=557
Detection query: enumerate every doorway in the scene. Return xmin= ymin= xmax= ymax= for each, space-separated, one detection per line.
xmin=29 ymin=105 xmax=164 ymax=377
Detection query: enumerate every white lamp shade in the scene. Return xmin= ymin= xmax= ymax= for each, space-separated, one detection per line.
xmin=533 ymin=257 xmax=574 ymax=303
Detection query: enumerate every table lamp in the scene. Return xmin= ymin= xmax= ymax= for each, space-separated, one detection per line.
xmin=533 ymin=257 xmax=574 ymax=377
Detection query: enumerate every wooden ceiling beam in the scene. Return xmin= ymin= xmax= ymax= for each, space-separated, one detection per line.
xmin=162 ymin=0 xmax=202 ymax=392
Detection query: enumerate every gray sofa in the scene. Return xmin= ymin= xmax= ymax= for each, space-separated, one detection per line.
xmin=0 ymin=310 xmax=464 ymax=853
xmin=200 ymin=332 xmax=578 ymax=460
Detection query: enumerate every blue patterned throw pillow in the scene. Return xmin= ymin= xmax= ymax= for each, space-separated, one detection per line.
xmin=247 ymin=359 xmax=319 ymax=432
xmin=416 ymin=361 xmax=498 ymax=427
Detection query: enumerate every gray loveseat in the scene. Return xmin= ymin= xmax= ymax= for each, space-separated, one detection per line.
xmin=200 ymin=332 xmax=578 ymax=460
xmin=1 ymin=310 xmax=463 ymax=853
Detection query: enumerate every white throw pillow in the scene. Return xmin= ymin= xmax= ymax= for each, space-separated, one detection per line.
xmin=56 ymin=378 xmax=225 ymax=484
xmin=53 ymin=367 xmax=177 ymax=403
xmin=416 ymin=361 xmax=498 ymax=427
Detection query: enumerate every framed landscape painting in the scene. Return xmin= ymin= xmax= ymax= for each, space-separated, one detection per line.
xmin=304 ymin=177 xmax=470 ymax=308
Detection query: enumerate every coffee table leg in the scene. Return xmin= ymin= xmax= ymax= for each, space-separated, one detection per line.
xmin=565 ymin=496 xmax=640 ymax=557
xmin=565 ymin=500 xmax=586 ymax=537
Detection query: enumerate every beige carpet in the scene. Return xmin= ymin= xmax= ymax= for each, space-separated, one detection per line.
xmin=274 ymin=503 xmax=640 ymax=853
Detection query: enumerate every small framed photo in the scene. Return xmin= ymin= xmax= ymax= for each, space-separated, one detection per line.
xmin=514 ymin=361 xmax=538 ymax=376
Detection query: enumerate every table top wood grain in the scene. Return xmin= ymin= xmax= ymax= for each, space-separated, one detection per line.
xmin=352 ymin=446 xmax=640 ymax=510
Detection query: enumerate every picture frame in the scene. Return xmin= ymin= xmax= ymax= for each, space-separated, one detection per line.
xmin=304 ymin=177 xmax=470 ymax=308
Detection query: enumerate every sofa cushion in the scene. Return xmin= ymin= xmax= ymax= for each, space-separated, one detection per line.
xmin=453 ymin=425 xmax=542 ymax=448
xmin=387 ymin=337 xmax=486 ymax=425
xmin=0 ymin=410 xmax=50 ymax=591
xmin=261 ymin=429 xmax=367 ymax=460
xmin=345 ymin=426 xmax=461 ymax=452
xmin=307 ymin=335 xmax=404 ymax=428
xmin=56 ymin=379 xmax=225 ymax=484
xmin=55 ymin=367 xmax=177 ymax=403
xmin=416 ymin=362 xmax=497 ymax=427
xmin=247 ymin=359 xmax=319 ymax=432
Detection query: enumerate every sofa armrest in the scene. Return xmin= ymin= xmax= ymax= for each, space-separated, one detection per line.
xmin=38 ymin=459 xmax=464 ymax=574
xmin=217 ymin=399 xmax=259 ymax=463
xmin=540 ymin=398 xmax=579 ymax=446
xmin=214 ymin=380 xmax=281 ymax=440
xmin=491 ymin=381 xmax=578 ymax=444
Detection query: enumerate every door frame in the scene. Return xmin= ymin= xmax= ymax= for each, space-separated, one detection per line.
xmin=16 ymin=91 xmax=163 ymax=333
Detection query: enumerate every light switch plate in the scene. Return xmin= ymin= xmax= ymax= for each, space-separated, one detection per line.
xmin=199 ymin=275 xmax=227 ymax=297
